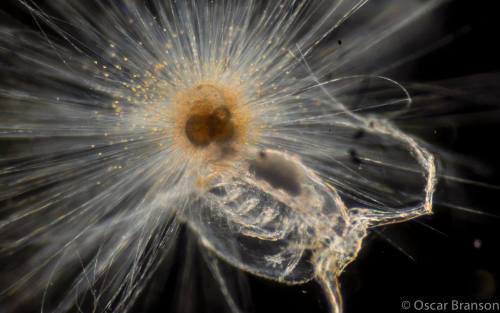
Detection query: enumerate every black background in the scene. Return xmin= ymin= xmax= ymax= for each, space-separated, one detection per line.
xmin=1 ymin=1 xmax=500 ymax=313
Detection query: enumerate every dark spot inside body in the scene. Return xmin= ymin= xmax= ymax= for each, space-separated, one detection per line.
xmin=259 ymin=150 xmax=267 ymax=158
xmin=209 ymin=115 xmax=235 ymax=143
xmin=185 ymin=114 xmax=212 ymax=147
xmin=249 ymin=153 xmax=302 ymax=196
xmin=353 ymin=129 xmax=365 ymax=139
xmin=349 ymin=149 xmax=362 ymax=165
xmin=338 ymin=40 xmax=342 ymax=45
xmin=185 ymin=106 xmax=235 ymax=147
xmin=333 ymin=216 xmax=346 ymax=235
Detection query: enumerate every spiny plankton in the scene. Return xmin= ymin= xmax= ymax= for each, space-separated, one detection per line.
xmin=0 ymin=1 xmax=442 ymax=312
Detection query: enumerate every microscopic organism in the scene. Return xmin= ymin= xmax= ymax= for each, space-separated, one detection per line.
xmin=0 ymin=1 xmax=450 ymax=312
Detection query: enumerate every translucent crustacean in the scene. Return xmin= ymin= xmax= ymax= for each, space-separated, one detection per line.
xmin=184 ymin=97 xmax=436 ymax=313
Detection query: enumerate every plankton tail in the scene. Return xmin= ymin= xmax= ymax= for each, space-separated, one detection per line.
xmin=317 ymin=270 xmax=343 ymax=313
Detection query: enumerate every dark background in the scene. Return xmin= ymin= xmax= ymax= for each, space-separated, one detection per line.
xmin=1 ymin=1 xmax=500 ymax=313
